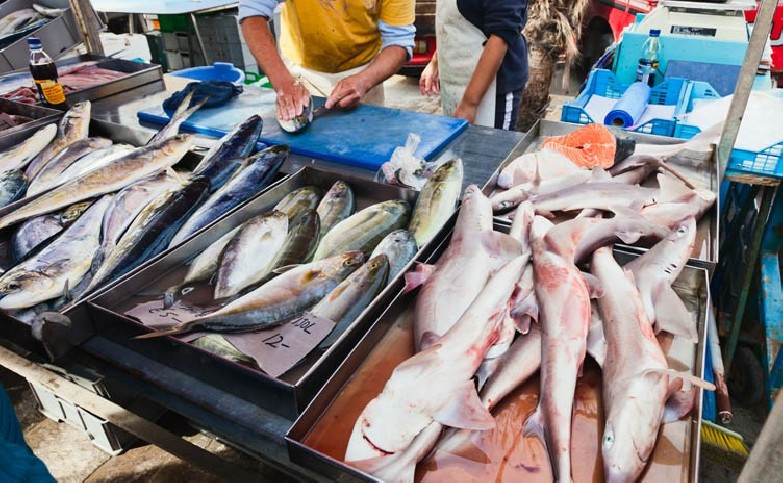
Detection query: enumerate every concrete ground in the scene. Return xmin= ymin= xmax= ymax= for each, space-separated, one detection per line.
xmin=0 ymin=71 xmax=765 ymax=482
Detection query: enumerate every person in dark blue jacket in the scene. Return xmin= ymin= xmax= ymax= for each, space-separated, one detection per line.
xmin=0 ymin=384 xmax=55 ymax=482
xmin=420 ymin=0 xmax=528 ymax=130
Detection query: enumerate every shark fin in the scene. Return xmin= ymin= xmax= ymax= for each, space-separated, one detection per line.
xmin=581 ymin=271 xmax=605 ymax=299
xmin=586 ymin=309 xmax=607 ymax=368
xmin=404 ymin=262 xmax=436 ymax=292
xmin=658 ymin=172 xmax=694 ymax=203
xmin=433 ymin=379 xmax=495 ymax=430
xmin=521 ymin=408 xmax=547 ymax=448
xmin=653 ymin=283 xmax=698 ymax=342
xmin=663 ymin=382 xmax=699 ymax=423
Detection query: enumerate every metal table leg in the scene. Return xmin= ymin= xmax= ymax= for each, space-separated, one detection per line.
xmin=724 ymin=186 xmax=777 ymax=372
xmin=190 ymin=13 xmax=210 ymax=66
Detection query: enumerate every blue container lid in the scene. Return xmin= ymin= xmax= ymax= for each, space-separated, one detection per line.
xmin=649 ymin=29 xmax=661 ymax=37
xmin=170 ymin=62 xmax=245 ymax=86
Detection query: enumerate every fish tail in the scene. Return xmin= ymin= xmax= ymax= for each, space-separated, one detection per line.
xmin=134 ymin=322 xmax=193 ymax=339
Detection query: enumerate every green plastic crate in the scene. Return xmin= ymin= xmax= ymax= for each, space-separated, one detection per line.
xmin=158 ymin=14 xmax=189 ymax=33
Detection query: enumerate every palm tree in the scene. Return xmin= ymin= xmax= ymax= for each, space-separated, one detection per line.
xmin=517 ymin=0 xmax=590 ymax=132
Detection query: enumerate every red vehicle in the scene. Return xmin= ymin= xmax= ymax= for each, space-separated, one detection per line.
xmin=401 ymin=0 xmax=437 ymax=76
xmin=582 ymin=0 xmax=783 ymax=86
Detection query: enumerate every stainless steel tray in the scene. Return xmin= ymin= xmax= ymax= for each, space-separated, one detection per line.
xmin=286 ymin=221 xmax=710 ymax=482
xmin=0 ymin=98 xmax=62 ymax=142
xmin=80 ymin=166 xmax=438 ymax=420
xmin=0 ymin=119 xmax=209 ymax=356
xmin=482 ymin=119 xmax=719 ymax=271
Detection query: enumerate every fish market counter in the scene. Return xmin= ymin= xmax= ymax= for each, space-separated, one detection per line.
xmin=0 ymin=78 xmax=528 ymax=480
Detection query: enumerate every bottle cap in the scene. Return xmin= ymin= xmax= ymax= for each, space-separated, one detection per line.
xmin=27 ymin=37 xmax=42 ymax=48
xmin=650 ymin=29 xmax=661 ymax=37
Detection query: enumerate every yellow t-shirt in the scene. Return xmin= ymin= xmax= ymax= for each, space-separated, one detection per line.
xmin=280 ymin=0 xmax=414 ymax=73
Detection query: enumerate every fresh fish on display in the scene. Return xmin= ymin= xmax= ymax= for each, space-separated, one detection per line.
xmin=213 ymin=211 xmax=289 ymax=300
xmin=0 ymin=169 xmax=27 ymax=207
xmin=315 ymin=254 xmax=390 ymax=349
xmin=11 ymin=200 xmax=93 ymax=263
xmin=136 ymin=251 xmax=365 ymax=338
xmin=265 ymin=209 xmax=320 ymax=273
xmin=163 ymin=226 xmax=242 ymax=308
xmin=369 ymin=229 xmax=417 ymax=282
xmin=0 ymin=134 xmax=195 ymax=230
xmin=590 ymin=247 xmax=714 ymax=482
xmin=97 ymin=170 xmax=187 ymax=268
xmin=0 ymin=195 xmax=113 ymax=310
xmin=625 ymin=217 xmax=699 ymax=341
xmin=27 ymin=137 xmax=113 ymax=196
xmin=87 ymin=177 xmax=210 ymax=291
xmin=408 ymin=185 xmax=521 ymax=351
xmin=408 ymin=158 xmax=463 ymax=247
xmin=169 ymin=145 xmax=288 ymax=247
xmin=147 ymin=91 xmax=206 ymax=145
xmin=52 ymin=144 xmax=136 ymax=185
xmin=570 ymin=212 xmax=672 ymax=265
xmin=640 ymin=174 xmax=716 ymax=230
xmin=31 ymin=4 xmax=66 ymax=18
xmin=490 ymin=166 xmax=604 ymax=213
xmin=496 ymin=148 xmax=580 ymax=190
xmin=528 ymin=182 xmax=660 ymax=216
xmin=344 ymin=256 xmax=527 ymax=463
xmin=192 ymin=115 xmax=264 ymax=192
xmin=25 ymin=101 xmax=91 ymax=179
xmin=0 ymin=123 xmax=56 ymax=173
xmin=522 ymin=216 xmax=596 ymax=482
xmin=313 ymin=200 xmax=411 ymax=261
xmin=273 ymin=186 xmax=324 ymax=220
xmin=0 ymin=9 xmax=38 ymax=37
xmin=316 ymin=180 xmax=355 ymax=237
xmin=191 ymin=334 xmax=255 ymax=366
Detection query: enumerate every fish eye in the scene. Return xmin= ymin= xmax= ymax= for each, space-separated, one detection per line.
xmin=678 ymin=227 xmax=687 ymax=235
xmin=342 ymin=259 xmax=352 ymax=267
xmin=5 ymin=282 xmax=20 ymax=291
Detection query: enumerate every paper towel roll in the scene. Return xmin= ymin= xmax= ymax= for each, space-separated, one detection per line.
xmin=604 ymin=82 xmax=652 ymax=128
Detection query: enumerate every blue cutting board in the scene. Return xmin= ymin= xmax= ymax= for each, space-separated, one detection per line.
xmin=137 ymin=89 xmax=468 ymax=171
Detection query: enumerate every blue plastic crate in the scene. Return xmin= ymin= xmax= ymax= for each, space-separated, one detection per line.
xmin=727 ymin=141 xmax=783 ymax=179
xmin=561 ymin=69 xmax=691 ymax=137
xmin=672 ymin=81 xmax=723 ymax=139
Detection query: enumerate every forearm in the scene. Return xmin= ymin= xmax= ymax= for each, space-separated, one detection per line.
xmin=461 ymin=35 xmax=508 ymax=106
xmin=354 ymin=46 xmax=408 ymax=91
xmin=240 ymin=16 xmax=293 ymax=89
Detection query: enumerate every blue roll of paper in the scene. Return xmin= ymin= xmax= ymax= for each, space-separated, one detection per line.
xmin=604 ymin=81 xmax=651 ymax=128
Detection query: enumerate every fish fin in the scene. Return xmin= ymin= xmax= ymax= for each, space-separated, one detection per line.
xmin=62 ymin=279 xmax=71 ymax=302
xmin=642 ymin=368 xmax=716 ymax=392
xmin=653 ymin=284 xmax=699 ymax=342
xmin=433 ymin=379 xmax=495 ymax=430
xmin=586 ymin=310 xmax=607 ymax=368
xmin=403 ymin=262 xmax=436 ymax=292
xmin=531 ymin=156 xmax=542 ymax=188
xmin=511 ymin=292 xmax=538 ymax=333
xmin=663 ymin=382 xmax=698 ymax=423
xmin=657 ymin=173 xmax=694 ymax=203
xmin=133 ymin=322 xmax=194 ymax=339
xmin=350 ymin=454 xmax=417 ymax=483
xmin=521 ymin=408 xmax=547 ymax=447
xmin=581 ymin=272 xmax=604 ymax=299
xmin=515 ymin=315 xmax=532 ymax=335
xmin=483 ymin=231 xmax=523 ymax=263
xmin=531 ymin=216 xmax=555 ymax=244
xmin=475 ymin=357 xmax=502 ymax=392
xmin=273 ymin=264 xmax=302 ymax=274
xmin=509 ymin=201 xmax=535 ymax=246
xmin=590 ymin=167 xmax=612 ymax=182
xmin=418 ymin=331 xmax=441 ymax=351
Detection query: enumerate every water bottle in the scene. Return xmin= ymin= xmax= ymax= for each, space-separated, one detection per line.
xmin=636 ymin=29 xmax=661 ymax=87
xmin=28 ymin=37 xmax=67 ymax=109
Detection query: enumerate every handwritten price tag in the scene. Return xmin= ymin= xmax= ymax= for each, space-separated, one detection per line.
xmin=224 ymin=312 xmax=335 ymax=377
xmin=124 ymin=300 xmax=200 ymax=328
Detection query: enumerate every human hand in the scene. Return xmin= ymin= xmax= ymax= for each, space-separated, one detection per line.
xmin=454 ymin=101 xmax=477 ymax=124
xmin=325 ymin=75 xmax=368 ymax=109
xmin=419 ymin=61 xmax=439 ymax=96
xmin=275 ymin=81 xmax=310 ymax=120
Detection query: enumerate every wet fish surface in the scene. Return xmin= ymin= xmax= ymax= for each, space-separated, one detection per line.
xmin=408 ymin=158 xmax=463 ymax=246
xmin=316 ymin=180 xmax=355 ymax=237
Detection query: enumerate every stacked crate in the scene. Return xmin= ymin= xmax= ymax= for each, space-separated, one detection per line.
xmin=158 ymin=14 xmax=205 ymax=71
xmin=195 ymin=11 xmax=259 ymax=74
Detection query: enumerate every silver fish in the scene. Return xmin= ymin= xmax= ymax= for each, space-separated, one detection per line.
xmin=137 ymin=251 xmax=365 ymax=338
xmin=11 ymin=200 xmax=93 ymax=262
xmin=53 ymin=144 xmax=136 ymax=186
xmin=25 ymin=101 xmax=91 ymax=179
xmin=214 ymin=211 xmax=289 ymax=299
xmin=313 ymin=200 xmax=411 ymax=261
xmin=27 ymin=137 xmax=114 ymax=196
xmin=0 ymin=134 xmax=194 ymax=230
xmin=408 ymin=158 xmax=463 ymax=246
xmin=0 ymin=195 xmax=113 ymax=310
xmin=369 ymin=229 xmax=417 ymax=282
xmin=273 ymin=186 xmax=324 ymax=220
xmin=316 ymin=180 xmax=355 ymax=237
xmin=0 ymin=169 xmax=27 ymax=207
xmin=315 ymin=254 xmax=390 ymax=349
xmin=0 ymin=123 xmax=57 ymax=173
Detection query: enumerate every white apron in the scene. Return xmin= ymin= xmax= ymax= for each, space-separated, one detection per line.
xmin=283 ymin=57 xmax=385 ymax=106
xmin=436 ymin=0 xmax=497 ymax=127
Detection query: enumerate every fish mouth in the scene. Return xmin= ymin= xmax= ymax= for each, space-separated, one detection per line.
xmin=362 ymin=433 xmax=393 ymax=456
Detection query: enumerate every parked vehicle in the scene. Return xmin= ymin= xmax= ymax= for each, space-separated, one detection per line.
xmin=582 ymin=0 xmax=783 ymax=86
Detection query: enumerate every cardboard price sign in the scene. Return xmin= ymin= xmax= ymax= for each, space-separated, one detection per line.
xmin=126 ymin=301 xmax=335 ymax=377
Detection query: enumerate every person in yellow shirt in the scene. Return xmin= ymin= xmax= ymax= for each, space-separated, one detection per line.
xmin=239 ymin=0 xmax=415 ymax=121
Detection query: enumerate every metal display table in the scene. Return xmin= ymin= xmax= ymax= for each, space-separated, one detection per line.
xmin=0 ymin=75 xmax=526 ymax=480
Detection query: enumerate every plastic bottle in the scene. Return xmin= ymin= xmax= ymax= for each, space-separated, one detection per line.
xmin=28 ymin=37 xmax=67 ymax=109
xmin=635 ymin=29 xmax=661 ymax=87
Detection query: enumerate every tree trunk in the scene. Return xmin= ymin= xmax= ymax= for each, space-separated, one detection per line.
xmin=517 ymin=44 xmax=556 ymax=133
